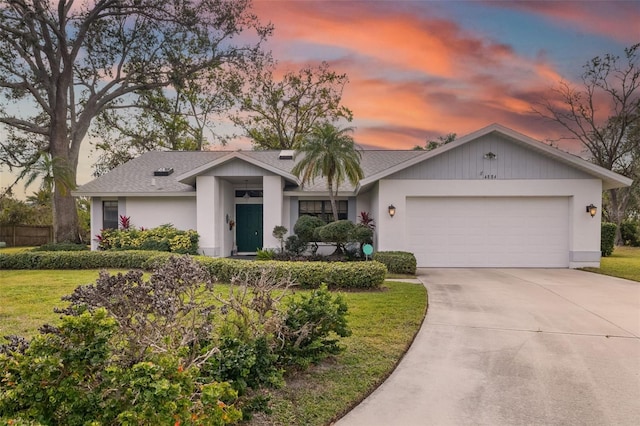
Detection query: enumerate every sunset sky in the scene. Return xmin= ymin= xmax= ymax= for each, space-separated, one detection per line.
xmin=248 ymin=0 xmax=639 ymax=153
xmin=1 ymin=0 xmax=639 ymax=195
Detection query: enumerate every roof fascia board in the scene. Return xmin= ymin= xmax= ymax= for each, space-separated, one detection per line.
xmin=71 ymin=192 xmax=196 ymax=198
xmin=176 ymin=152 xmax=300 ymax=184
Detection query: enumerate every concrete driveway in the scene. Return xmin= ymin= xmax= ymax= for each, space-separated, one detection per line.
xmin=337 ymin=269 xmax=640 ymax=426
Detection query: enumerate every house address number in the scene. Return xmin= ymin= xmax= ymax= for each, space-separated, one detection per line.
xmin=483 ymin=174 xmax=497 ymax=179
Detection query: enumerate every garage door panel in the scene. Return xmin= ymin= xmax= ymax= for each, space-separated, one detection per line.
xmin=407 ymin=197 xmax=569 ymax=267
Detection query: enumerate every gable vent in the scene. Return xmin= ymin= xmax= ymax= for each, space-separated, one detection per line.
xmin=154 ymin=167 xmax=174 ymax=176
xmin=279 ymin=150 xmax=295 ymax=160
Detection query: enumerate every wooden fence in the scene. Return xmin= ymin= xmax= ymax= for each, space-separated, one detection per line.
xmin=0 ymin=225 xmax=53 ymax=247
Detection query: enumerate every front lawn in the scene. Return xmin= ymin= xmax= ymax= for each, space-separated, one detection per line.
xmin=0 ymin=269 xmax=426 ymax=425
xmin=582 ymin=246 xmax=640 ymax=282
xmin=0 ymin=246 xmax=34 ymax=254
xmin=0 ymin=269 xmax=116 ymax=338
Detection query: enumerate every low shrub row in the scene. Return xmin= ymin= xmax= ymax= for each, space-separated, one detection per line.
xmin=0 ymin=251 xmax=387 ymax=290
xmin=373 ymin=251 xmax=417 ymax=274
xmin=195 ymin=257 xmax=386 ymax=289
xmin=32 ymin=242 xmax=89 ymax=252
xmin=0 ymin=250 xmax=166 ymax=270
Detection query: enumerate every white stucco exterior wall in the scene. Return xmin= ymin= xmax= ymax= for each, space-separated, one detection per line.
xmin=375 ymin=179 xmax=603 ymax=268
xmin=263 ymin=175 xmax=284 ymax=250
xmin=220 ymin=179 xmax=235 ymax=257
xmin=196 ymin=176 xmax=220 ymax=256
xmin=125 ymin=197 xmax=196 ymax=231
xmin=90 ymin=198 xmax=104 ymax=250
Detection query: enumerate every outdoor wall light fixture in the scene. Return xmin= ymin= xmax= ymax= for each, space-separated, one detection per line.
xmin=388 ymin=204 xmax=396 ymax=218
xmin=483 ymin=152 xmax=497 ymax=160
xmin=243 ymin=180 xmax=250 ymax=199
xmin=586 ymin=204 xmax=597 ymax=218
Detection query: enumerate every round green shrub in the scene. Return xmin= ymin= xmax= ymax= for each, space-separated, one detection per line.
xmin=373 ymin=251 xmax=417 ymax=274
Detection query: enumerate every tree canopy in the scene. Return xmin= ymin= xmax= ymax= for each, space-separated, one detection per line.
xmin=0 ymin=0 xmax=270 ymax=242
xmin=292 ymin=123 xmax=363 ymax=222
xmin=232 ymin=61 xmax=353 ymax=150
xmin=413 ymin=132 xmax=457 ymax=151
xmin=533 ymin=43 xmax=640 ymax=238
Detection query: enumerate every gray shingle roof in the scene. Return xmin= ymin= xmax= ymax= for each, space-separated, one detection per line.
xmin=74 ymin=149 xmax=426 ymax=195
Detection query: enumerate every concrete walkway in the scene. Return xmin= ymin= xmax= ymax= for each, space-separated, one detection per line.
xmin=337 ymin=268 xmax=640 ymax=426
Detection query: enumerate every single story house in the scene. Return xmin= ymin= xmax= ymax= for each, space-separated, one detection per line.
xmin=74 ymin=123 xmax=632 ymax=268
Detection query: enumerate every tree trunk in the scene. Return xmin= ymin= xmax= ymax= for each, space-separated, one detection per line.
xmin=327 ymin=179 xmax=339 ymax=222
xmin=52 ymin=186 xmax=80 ymax=243
xmin=50 ymin=100 xmax=80 ymax=243
xmin=607 ymin=188 xmax=627 ymax=245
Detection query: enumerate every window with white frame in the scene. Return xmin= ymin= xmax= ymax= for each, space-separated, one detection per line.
xmin=102 ymin=200 xmax=118 ymax=229
xmin=298 ymin=200 xmax=347 ymax=222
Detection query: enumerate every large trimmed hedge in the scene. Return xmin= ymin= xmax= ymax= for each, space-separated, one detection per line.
xmin=0 ymin=251 xmax=386 ymax=290
xmin=0 ymin=250 xmax=166 ymax=270
xmin=373 ymin=251 xmax=417 ymax=274
xmin=601 ymin=222 xmax=617 ymax=257
xmin=195 ymin=257 xmax=386 ymax=289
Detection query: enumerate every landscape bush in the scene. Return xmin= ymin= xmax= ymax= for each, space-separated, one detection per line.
xmin=620 ymin=220 xmax=640 ymax=246
xmin=198 ymin=257 xmax=386 ymax=289
xmin=293 ymin=215 xmax=325 ymax=244
xmin=0 ymin=308 xmax=242 ymax=425
xmin=97 ymin=224 xmax=199 ymax=254
xmin=282 ymin=216 xmax=374 ymax=258
xmin=284 ymin=234 xmax=307 ymax=255
xmin=317 ymin=220 xmax=355 ymax=253
xmin=0 ymin=250 xmax=165 ymax=270
xmin=32 ymin=242 xmax=89 ymax=252
xmin=280 ymin=284 xmax=351 ymax=368
xmin=373 ymin=251 xmax=417 ymax=274
xmin=601 ymin=222 xmax=617 ymax=257
xmin=0 ymin=257 xmax=353 ymax=423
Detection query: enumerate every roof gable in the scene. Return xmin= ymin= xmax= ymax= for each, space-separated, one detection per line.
xmin=360 ymin=124 xmax=632 ymax=190
xmin=389 ymin=132 xmax=593 ymax=180
xmin=73 ymin=151 xmax=225 ymax=196
xmin=175 ymin=151 xmax=299 ymax=185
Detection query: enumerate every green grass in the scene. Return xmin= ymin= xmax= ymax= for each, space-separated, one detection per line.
xmin=582 ymin=246 xmax=640 ymax=282
xmin=0 ymin=270 xmax=427 ymax=425
xmin=0 ymin=270 xmax=125 ymax=339
xmin=0 ymin=246 xmax=35 ymax=254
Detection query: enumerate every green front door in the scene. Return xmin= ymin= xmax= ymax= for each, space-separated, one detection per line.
xmin=236 ymin=204 xmax=263 ymax=253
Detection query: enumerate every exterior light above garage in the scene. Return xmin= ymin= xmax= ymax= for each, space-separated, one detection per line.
xmin=388 ymin=204 xmax=396 ymax=217
xmin=483 ymin=152 xmax=497 ymax=160
xmin=586 ymin=204 xmax=597 ymax=218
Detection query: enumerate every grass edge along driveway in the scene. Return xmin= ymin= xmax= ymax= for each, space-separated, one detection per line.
xmin=582 ymin=246 xmax=640 ymax=282
xmin=0 ymin=269 xmax=427 ymax=426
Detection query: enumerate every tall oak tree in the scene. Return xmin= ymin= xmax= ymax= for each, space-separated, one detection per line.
xmin=0 ymin=0 xmax=270 ymax=242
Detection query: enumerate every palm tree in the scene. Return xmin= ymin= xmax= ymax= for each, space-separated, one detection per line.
xmin=292 ymin=123 xmax=364 ymax=221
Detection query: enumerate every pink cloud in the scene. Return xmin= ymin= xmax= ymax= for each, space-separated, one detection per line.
xmin=250 ymin=1 xmax=599 ymax=155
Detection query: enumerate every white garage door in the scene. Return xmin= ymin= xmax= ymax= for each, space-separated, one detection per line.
xmin=407 ymin=197 xmax=569 ymax=267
